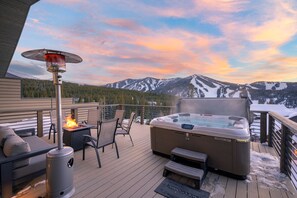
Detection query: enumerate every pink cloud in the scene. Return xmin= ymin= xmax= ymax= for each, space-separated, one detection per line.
xmin=104 ymin=19 xmax=149 ymax=33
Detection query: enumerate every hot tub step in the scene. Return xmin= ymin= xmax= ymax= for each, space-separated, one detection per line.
xmin=171 ymin=147 xmax=207 ymax=163
xmin=163 ymin=161 xmax=204 ymax=189
xmin=171 ymin=147 xmax=208 ymax=171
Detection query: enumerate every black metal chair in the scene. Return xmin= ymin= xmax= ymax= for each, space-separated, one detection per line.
xmin=82 ymin=118 xmax=119 ymax=168
xmin=48 ymin=110 xmax=65 ymax=143
xmin=48 ymin=110 xmax=56 ymax=143
xmin=116 ymin=112 xmax=136 ymax=146
xmin=82 ymin=108 xmax=101 ymax=129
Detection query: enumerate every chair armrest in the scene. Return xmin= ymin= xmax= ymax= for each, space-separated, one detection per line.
xmin=83 ymin=135 xmax=97 ymax=142
xmin=14 ymin=128 xmax=35 ymax=137
xmin=0 ymin=144 xmax=56 ymax=165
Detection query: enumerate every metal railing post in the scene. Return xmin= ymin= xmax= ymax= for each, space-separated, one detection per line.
xmin=268 ymin=114 xmax=273 ymax=147
xmin=140 ymin=106 xmax=144 ymax=125
xmin=71 ymin=108 xmax=78 ymax=122
xmin=37 ymin=110 xmax=43 ymax=137
xmin=260 ymin=112 xmax=267 ymax=143
xmin=280 ymin=124 xmax=288 ymax=173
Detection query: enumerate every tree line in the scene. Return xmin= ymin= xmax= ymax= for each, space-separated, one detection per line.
xmin=21 ymin=79 xmax=176 ymax=106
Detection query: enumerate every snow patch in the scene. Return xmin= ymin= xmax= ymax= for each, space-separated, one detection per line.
xmin=190 ymin=76 xmax=219 ymax=97
xmin=246 ymin=151 xmax=288 ymax=191
xmin=265 ymin=82 xmax=287 ymax=90
xmin=251 ymin=104 xmax=294 ymax=117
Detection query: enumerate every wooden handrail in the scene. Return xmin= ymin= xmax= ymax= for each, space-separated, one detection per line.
xmin=269 ymin=111 xmax=297 ymax=135
xmin=0 ymin=103 xmax=99 ymax=113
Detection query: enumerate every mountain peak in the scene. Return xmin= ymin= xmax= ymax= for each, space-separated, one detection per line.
xmin=105 ymin=75 xmax=296 ymax=107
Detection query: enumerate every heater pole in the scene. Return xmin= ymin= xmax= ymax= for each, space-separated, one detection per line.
xmin=53 ymin=72 xmax=63 ymax=150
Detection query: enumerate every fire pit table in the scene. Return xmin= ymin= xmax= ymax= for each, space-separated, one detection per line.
xmin=63 ymin=125 xmax=92 ymax=151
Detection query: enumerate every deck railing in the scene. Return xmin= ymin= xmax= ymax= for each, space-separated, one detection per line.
xmin=267 ymin=112 xmax=297 ymax=189
xmin=253 ymin=110 xmax=297 ymax=189
xmin=0 ymin=103 xmax=175 ymax=136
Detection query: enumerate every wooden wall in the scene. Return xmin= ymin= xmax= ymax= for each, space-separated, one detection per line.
xmin=0 ymin=78 xmax=73 ymax=133
xmin=0 ymin=0 xmax=39 ymax=77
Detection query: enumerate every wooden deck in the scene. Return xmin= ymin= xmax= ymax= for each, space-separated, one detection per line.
xmin=16 ymin=123 xmax=296 ymax=198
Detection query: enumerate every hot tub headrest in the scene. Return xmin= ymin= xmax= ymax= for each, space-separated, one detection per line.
xmin=176 ymin=98 xmax=253 ymax=124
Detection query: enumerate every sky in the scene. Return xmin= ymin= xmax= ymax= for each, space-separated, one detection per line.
xmin=8 ymin=0 xmax=297 ymax=85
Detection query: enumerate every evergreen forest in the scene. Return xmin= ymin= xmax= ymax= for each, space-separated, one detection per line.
xmin=21 ymin=79 xmax=176 ymax=106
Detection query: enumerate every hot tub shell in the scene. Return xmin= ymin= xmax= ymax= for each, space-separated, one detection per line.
xmin=150 ymin=113 xmax=250 ymax=177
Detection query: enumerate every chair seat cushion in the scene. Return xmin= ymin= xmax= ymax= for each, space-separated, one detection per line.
xmin=116 ymin=129 xmax=128 ymax=135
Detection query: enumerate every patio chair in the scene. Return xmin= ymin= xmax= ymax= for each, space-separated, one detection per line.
xmin=82 ymin=118 xmax=119 ymax=168
xmin=83 ymin=109 xmax=101 ymax=129
xmin=114 ymin=109 xmax=125 ymax=128
xmin=116 ymin=112 xmax=136 ymax=146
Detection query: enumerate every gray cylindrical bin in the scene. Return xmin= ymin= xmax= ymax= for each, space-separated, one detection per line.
xmin=46 ymin=146 xmax=75 ymax=198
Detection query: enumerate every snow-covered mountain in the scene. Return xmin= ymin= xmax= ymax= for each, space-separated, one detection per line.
xmin=106 ymin=74 xmax=297 ymax=108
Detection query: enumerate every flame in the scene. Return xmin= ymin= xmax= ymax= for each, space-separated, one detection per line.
xmin=64 ymin=115 xmax=78 ymax=128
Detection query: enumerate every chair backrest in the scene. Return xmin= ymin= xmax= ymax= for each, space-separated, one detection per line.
xmin=87 ymin=109 xmax=101 ymax=126
xmin=114 ymin=110 xmax=125 ymax=125
xmin=97 ymin=119 xmax=118 ymax=147
xmin=126 ymin=112 xmax=136 ymax=131
xmin=50 ymin=110 xmax=56 ymax=124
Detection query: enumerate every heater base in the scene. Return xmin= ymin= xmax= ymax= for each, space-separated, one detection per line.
xmin=46 ymin=147 xmax=75 ymax=198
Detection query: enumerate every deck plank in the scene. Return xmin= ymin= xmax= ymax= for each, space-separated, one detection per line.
xmin=258 ymin=187 xmax=270 ymax=198
xmin=258 ymin=143 xmax=267 ymax=154
xmin=252 ymin=142 xmax=260 ymax=153
xmin=91 ymin=156 xmax=163 ymax=197
xmin=248 ymin=182 xmax=259 ymax=198
xmin=269 ymin=188 xmax=284 ymax=198
xmin=142 ymin=177 xmax=164 ymax=198
xmin=212 ymin=175 xmax=228 ymax=198
xmin=106 ymin=158 xmax=167 ymax=197
xmin=224 ymin=178 xmax=237 ymax=198
xmin=130 ymin=169 xmax=164 ymax=198
xmin=74 ymin=151 xmax=158 ymax=197
xmin=236 ymin=180 xmax=247 ymax=198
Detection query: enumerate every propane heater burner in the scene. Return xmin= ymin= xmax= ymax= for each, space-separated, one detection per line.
xmin=22 ymin=49 xmax=82 ymax=198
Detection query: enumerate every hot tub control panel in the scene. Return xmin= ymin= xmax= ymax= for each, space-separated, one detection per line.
xmin=181 ymin=124 xmax=194 ymax=130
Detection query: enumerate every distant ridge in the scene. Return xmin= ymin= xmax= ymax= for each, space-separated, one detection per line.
xmin=106 ymin=74 xmax=297 ymax=108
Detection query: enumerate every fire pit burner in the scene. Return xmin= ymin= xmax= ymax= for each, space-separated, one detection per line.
xmin=63 ymin=125 xmax=92 ymax=151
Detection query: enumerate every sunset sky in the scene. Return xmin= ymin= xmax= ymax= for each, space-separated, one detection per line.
xmin=9 ymin=0 xmax=297 ymax=85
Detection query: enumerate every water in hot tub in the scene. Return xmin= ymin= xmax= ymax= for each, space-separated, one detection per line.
xmin=173 ymin=114 xmax=238 ymax=129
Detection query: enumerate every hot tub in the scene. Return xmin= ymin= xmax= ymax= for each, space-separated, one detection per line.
xmin=150 ymin=113 xmax=250 ymax=177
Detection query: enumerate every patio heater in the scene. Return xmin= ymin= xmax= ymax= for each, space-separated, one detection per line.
xmin=22 ymin=49 xmax=82 ymax=197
